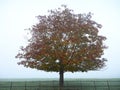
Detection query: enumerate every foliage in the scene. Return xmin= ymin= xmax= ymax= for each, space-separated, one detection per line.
xmin=16 ymin=5 xmax=107 ymax=73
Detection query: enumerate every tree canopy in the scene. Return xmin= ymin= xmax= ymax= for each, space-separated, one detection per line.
xmin=16 ymin=5 xmax=107 ymax=84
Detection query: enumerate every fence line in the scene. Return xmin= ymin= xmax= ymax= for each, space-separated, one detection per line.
xmin=10 ymin=82 xmax=12 ymax=90
xmin=107 ymin=80 xmax=110 ymax=90
xmin=0 ymin=80 xmax=120 ymax=90
xmin=93 ymin=81 xmax=96 ymax=90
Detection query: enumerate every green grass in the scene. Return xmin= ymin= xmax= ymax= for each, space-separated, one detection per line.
xmin=0 ymin=78 xmax=120 ymax=90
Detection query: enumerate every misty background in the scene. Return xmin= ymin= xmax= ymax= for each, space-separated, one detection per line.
xmin=0 ymin=0 xmax=120 ymax=78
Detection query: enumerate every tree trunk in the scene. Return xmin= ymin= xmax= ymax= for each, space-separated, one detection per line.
xmin=59 ymin=60 xmax=64 ymax=90
xmin=59 ymin=69 xmax=64 ymax=87
xmin=59 ymin=69 xmax=64 ymax=90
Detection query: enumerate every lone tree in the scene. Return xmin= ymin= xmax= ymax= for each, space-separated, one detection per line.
xmin=16 ymin=5 xmax=107 ymax=87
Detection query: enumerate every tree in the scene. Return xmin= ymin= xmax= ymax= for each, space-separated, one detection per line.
xmin=16 ymin=5 xmax=107 ymax=87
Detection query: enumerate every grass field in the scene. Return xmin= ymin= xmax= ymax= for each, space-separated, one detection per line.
xmin=0 ymin=78 xmax=120 ymax=90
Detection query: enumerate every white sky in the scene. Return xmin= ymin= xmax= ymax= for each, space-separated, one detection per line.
xmin=0 ymin=0 xmax=120 ymax=78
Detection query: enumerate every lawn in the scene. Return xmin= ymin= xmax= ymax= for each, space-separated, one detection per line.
xmin=0 ymin=78 xmax=120 ymax=90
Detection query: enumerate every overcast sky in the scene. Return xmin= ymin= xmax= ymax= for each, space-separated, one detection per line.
xmin=0 ymin=0 xmax=120 ymax=78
